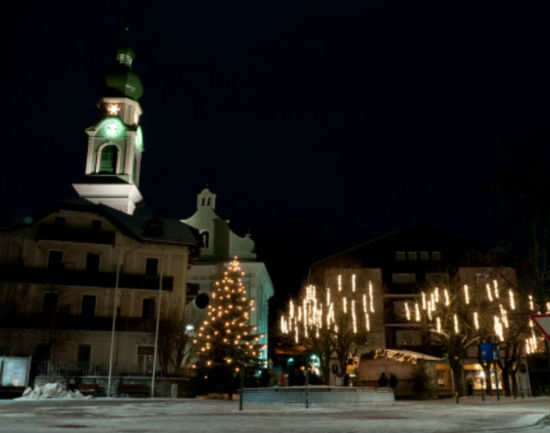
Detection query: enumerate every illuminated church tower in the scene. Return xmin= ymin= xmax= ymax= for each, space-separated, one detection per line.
xmin=73 ymin=37 xmax=144 ymax=215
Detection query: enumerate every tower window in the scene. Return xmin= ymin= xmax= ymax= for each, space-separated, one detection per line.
xmin=207 ymin=198 xmax=211 ymax=206
xmin=99 ymin=145 xmax=118 ymax=174
xmin=201 ymin=231 xmax=210 ymax=249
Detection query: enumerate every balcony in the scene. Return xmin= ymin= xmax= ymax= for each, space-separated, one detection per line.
xmin=0 ymin=264 xmax=173 ymax=291
xmin=0 ymin=312 xmax=158 ymax=332
xmin=36 ymin=224 xmax=115 ymax=245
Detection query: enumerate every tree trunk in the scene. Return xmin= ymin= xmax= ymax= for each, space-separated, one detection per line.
xmin=510 ymin=370 xmax=519 ymax=397
xmin=501 ymin=366 xmax=511 ymax=397
xmin=450 ymin=361 xmax=465 ymax=396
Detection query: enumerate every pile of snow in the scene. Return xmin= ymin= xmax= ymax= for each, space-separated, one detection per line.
xmin=16 ymin=383 xmax=91 ymax=400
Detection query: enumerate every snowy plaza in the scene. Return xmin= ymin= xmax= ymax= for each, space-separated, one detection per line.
xmin=0 ymin=397 xmax=549 ymax=433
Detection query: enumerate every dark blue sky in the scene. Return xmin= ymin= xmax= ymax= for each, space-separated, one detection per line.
xmin=1 ymin=1 xmax=550 ymax=301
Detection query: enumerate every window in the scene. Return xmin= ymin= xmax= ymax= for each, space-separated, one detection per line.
xmin=77 ymin=345 xmax=91 ymax=371
xmin=81 ymin=295 xmax=96 ymax=317
xmin=395 ymin=330 xmax=422 ymax=347
xmin=391 ymin=273 xmax=416 ymax=284
xmin=99 ymin=145 xmax=118 ymax=173
xmin=48 ymin=250 xmax=63 ymax=270
xmin=393 ymin=300 xmax=410 ymax=320
xmin=91 ymin=220 xmax=102 ymax=231
xmin=420 ymin=251 xmax=430 ymax=261
xmin=432 ymin=251 xmax=442 ymax=261
xmin=407 ymin=251 xmax=417 ymax=261
xmin=207 ymin=198 xmax=211 ymax=206
xmin=86 ymin=253 xmax=100 ymax=273
xmin=137 ymin=346 xmax=154 ymax=374
xmin=42 ymin=293 xmax=58 ymax=315
xmin=145 ymin=258 xmax=159 ymax=276
xmin=201 ymin=231 xmax=210 ymax=248
xmin=142 ymin=298 xmax=155 ymax=319
xmin=395 ymin=251 xmax=406 ymax=261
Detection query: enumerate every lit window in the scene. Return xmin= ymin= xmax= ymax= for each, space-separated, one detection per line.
xmin=407 ymin=251 xmax=417 ymax=261
xmin=432 ymin=251 xmax=441 ymax=261
xmin=420 ymin=251 xmax=430 ymax=261
xmin=395 ymin=251 xmax=406 ymax=261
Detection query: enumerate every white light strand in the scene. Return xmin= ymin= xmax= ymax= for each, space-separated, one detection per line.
xmin=464 ymin=284 xmax=470 ymax=305
xmin=509 ymin=290 xmax=516 ymax=310
xmin=453 ymin=314 xmax=459 ymax=334
xmin=486 ymin=284 xmax=493 ymax=302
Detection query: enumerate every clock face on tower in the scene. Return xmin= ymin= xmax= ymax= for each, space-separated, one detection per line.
xmin=99 ymin=118 xmax=125 ymax=139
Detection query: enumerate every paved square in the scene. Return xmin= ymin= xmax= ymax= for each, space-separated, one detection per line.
xmin=0 ymin=397 xmax=548 ymax=433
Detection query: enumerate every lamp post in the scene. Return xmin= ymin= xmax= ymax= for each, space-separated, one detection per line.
xmin=151 ymin=257 xmax=165 ymax=398
xmin=107 ymin=248 xmax=123 ymax=397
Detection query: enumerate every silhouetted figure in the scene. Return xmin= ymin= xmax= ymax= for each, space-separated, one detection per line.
xmin=467 ymin=380 xmax=474 ymax=396
xmin=389 ymin=373 xmax=398 ymax=390
xmin=378 ymin=372 xmax=388 ymax=388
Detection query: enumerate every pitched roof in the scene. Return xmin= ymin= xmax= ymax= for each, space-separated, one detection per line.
xmin=14 ymin=199 xmax=201 ymax=248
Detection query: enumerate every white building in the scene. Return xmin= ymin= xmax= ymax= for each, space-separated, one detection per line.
xmin=181 ymin=187 xmax=274 ymax=362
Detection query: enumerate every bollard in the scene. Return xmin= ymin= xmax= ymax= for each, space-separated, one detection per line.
xmin=305 ymin=369 xmax=310 ymax=409
xmin=239 ymin=368 xmax=244 ymax=411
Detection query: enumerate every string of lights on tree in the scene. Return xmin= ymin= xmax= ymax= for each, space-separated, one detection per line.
xmin=192 ymin=257 xmax=264 ymax=373
xmin=402 ymin=279 xmax=550 ymax=355
xmin=280 ymin=273 xmax=375 ymax=344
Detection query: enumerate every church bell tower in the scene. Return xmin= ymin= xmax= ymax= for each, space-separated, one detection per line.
xmin=73 ymin=34 xmax=145 ymax=215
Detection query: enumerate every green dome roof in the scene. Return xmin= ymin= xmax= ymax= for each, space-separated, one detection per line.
xmin=104 ymin=47 xmax=144 ymax=100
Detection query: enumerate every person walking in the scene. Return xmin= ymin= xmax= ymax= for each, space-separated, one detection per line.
xmin=378 ymin=372 xmax=388 ymax=388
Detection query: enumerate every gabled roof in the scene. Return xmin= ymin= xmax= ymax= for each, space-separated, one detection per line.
xmin=8 ymin=199 xmax=200 ymax=249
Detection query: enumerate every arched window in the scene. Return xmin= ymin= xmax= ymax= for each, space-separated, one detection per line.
xmin=99 ymin=145 xmax=118 ymax=173
xmin=201 ymin=231 xmax=210 ymax=248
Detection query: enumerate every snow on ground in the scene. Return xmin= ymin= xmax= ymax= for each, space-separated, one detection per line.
xmin=16 ymin=382 xmax=90 ymax=400
xmin=0 ymin=396 xmax=548 ymax=433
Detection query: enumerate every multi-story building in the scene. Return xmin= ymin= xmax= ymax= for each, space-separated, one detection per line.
xmin=0 ymin=40 xmax=200 ymax=382
xmin=310 ymin=224 xmax=516 ymax=392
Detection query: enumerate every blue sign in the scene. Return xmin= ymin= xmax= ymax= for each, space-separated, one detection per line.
xmin=480 ymin=343 xmax=494 ymax=361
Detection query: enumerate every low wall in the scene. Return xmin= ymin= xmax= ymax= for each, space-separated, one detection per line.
xmin=34 ymin=375 xmax=191 ymax=398
xmin=243 ymin=386 xmax=394 ymax=405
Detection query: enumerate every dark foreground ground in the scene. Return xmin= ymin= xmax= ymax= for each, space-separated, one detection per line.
xmin=0 ymin=396 xmax=549 ymax=433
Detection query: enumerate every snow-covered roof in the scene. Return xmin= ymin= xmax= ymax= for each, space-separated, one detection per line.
xmin=374 ymin=348 xmax=443 ymax=364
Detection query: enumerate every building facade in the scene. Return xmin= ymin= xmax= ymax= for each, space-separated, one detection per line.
xmin=0 ymin=40 xmax=200 ymax=382
xmin=310 ymin=224 xmax=517 ymax=392
xmin=181 ymin=187 xmax=274 ymax=362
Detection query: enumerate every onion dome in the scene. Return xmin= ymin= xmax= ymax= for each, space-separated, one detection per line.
xmin=104 ymin=31 xmax=144 ymax=100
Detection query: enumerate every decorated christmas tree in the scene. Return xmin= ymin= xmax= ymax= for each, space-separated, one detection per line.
xmin=192 ymin=257 xmax=264 ymax=381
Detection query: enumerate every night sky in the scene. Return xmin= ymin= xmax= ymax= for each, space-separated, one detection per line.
xmin=2 ymin=1 xmax=550 ymax=307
